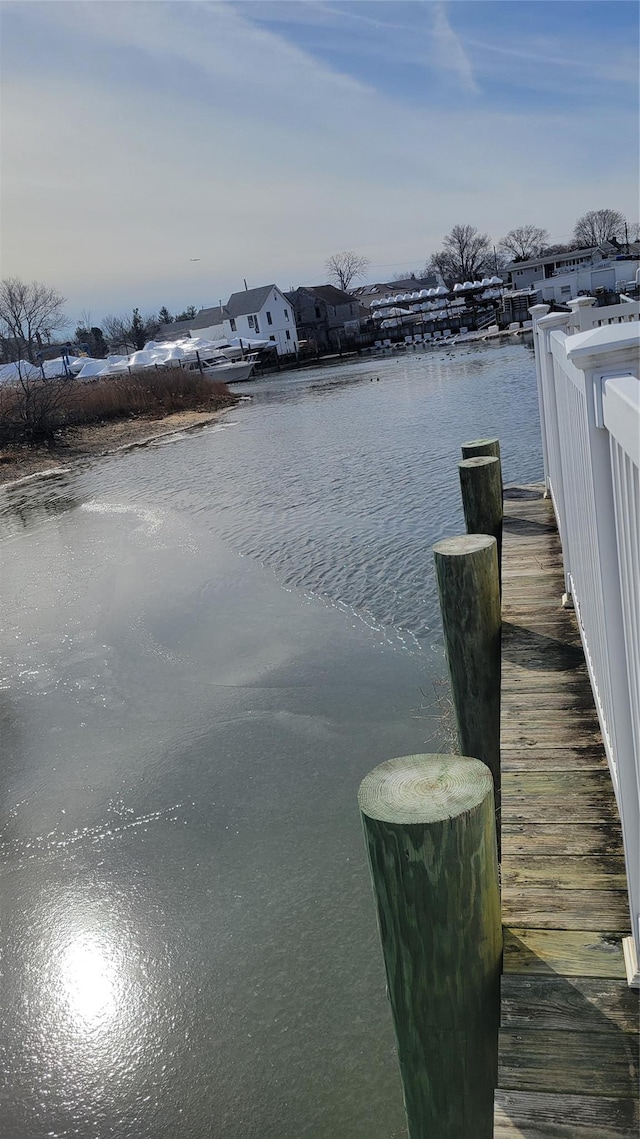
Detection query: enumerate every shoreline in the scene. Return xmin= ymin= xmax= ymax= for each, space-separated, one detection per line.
xmin=0 ymin=405 xmax=238 ymax=489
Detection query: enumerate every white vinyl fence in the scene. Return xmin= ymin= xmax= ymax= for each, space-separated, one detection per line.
xmin=531 ymin=297 xmax=640 ymax=987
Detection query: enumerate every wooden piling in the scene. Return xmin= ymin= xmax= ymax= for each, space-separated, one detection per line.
xmin=459 ymin=455 xmax=503 ymax=581
xmin=461 ymin=436 xmax=501 ymax=462
xmin=462 ymin=436 xmax=503 ymax=498
xmin=433 ymin=535 xmax=502 ymax=850
xmin=358 ymin=753 xmax=502 ymax=1139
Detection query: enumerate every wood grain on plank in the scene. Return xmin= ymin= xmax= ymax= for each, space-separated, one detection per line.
xmin=502 ymin=770 xmax=619 ymax=822
xmin=503 ymin=928 xmax=628 ymax=979
xmin=500 ymin=975 xmax=639 ymax=1034
xmin=501 ymin=748 xmax=607 ymax=772
xmin=498 ymin=1028 xmax=638 ymax=1096
xmin=501 ymin=887 xmax=631 ymax=932
xmin=502 ymin=823 xmax=623 ymax=857
xmin=503 ymin=856 xmax=628 ymax=891
xmin=494 ymin=1089 xmax=639 ymax=1138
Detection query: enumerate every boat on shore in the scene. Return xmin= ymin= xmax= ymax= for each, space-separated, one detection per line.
xmin=186 ymin=354 xmax=256 ymax=382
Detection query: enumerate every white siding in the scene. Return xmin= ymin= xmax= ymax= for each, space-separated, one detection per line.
xmin=223 ymin=288 xmax=299 ymax=355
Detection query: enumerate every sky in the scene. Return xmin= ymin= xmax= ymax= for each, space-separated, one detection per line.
xmin=1 ymin=0 xmax=638 ymax=325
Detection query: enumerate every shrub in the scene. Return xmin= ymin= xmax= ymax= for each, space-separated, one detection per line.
xmin=0 ymin=365 xmax=237 ymax=446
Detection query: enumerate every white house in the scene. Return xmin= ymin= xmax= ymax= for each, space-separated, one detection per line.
xmin=223 ymin=285 xmax=298 ymax=355
xmin=503 ymin=244 xmax=640 ymax=303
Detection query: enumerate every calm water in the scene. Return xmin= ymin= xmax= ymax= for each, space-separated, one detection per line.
xmin=0 ymin=341 xmax=541 ymax=1138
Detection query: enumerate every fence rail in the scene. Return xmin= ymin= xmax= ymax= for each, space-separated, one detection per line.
xmin=530 ymin=298 xmax=640 ymax=987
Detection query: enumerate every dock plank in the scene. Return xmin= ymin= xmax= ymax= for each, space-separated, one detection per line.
xmin=503 ymin=856 xmax=628 ymax=891
xmin=495 ymin=1089 xmax=639 ymax=1138
xmin=496 ymin=485 xmax=636 ymax=1127
xmin=498 ymin=1029 xmax=638 ymax=1096
xmin=503 ymin=928 xmax=629 ymax=978
xmin=503 ymin=823 xmax=623 ymax=857
xmin=502 ymin=770 xmax=619 ymax=821
xmin=501 ymin=748 xmax=607 ymax=772
xmin=500 ymin=975 xmax=639 ymax=1034
xmin=501 ymin=887 xmax=630 ymax=931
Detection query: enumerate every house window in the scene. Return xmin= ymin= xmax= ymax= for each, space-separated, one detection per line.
xmin=284 ymin=309 xmax=289 ymax=320
xmin=269 ymin=335 xmax=275 ymax=342
xmin=315 ymin=306 xmax=321 ymax=319
xmin=285 ymin=330 xmax=291 ymax=340
xmin=230 ymin=318 xmax=236 ymax=332
xmin=248 ymin=315 xmax=255 ymax=329
xmin=266 ymin=311 xmax=272 ymax=325
xmin=254 ymin=317 xmax=260 ymax=334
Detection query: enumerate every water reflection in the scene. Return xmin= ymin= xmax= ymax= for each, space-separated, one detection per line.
xmin=57 ymin=932 xmax=122 ymax=1028
xmin=36 ymin=897 xmax=137 ymax=1058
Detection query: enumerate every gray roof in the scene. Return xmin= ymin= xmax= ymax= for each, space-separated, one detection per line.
xmin=155 ymin=318 xmax=197 ymax=341
xmin=386 ymin=275 xmax=437 ymax=290
xmin=304 ymin=284 xmax=356 ymax=306
xmin=225 ymin=285 xmax=276 ymax=318
xmin=504 ymin=246 xmax=598 ymax=272
xmin=191 ymin=305 xmax=226 ymax=329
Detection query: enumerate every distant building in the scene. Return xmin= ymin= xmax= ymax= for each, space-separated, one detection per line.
xmin=224 ymin=285 xmax=298 ymax=355
xmin=154 ymin=317 xmax=199 ymax=342
xmin=155 ymin=287 xmax=299 ymax=355
xmin=285 ymin=285 xmax=365 ymax=351
xmin=502 ymin=243 xmax=640 ymax=302
xmin=189 ymin=306 xmax=226 ymax=342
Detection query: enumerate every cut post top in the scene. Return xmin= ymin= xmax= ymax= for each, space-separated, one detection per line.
xmin=358 ymin=753 xmax=494 ymax=825
xmin=461 ymin=437 xmax=500 ymax=457
xmin=433 ymin=533 xmax=496 ymax=558
xmin=459 ymin=456 xmax=501 ymax=470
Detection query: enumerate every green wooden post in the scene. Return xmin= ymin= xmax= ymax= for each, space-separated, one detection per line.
xmin=358 ymin=753 xmax=502 ymax=1139
xmin=461 ymin=436 xmax=500 ymax=462
xmin=459 ymin=455 xmax=503 ymax=583
xmin=433 ymin=535 xmax=501 ymax=853
xmin=461 ymin=436 xmax=503 ymax=497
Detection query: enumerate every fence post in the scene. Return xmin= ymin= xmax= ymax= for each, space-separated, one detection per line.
xmin=529 ymin=304 xmax=551 ymax=487
xmin=459 ymin=456 xmax=503 ymax=584
xmin=433 ymin=535 xmax=501 ymax=852
xmin=358 ymin=753 xmax=502 ymax=1139
xmin=566 ymin=295 xmax=597 ymax=332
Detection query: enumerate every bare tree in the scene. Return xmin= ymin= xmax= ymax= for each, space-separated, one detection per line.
xmin=498 ymin=225 xmax=549 ymax=262
xmin=102 ymin=309 xmax=160 ymax=353
xmin=102 ymin=314 xmax=136 ymax=353
xmin=324 ymin=251 xmax=370 ymax=292
xmin=428 ymin=224 xmax=493 ymax=288
xmin=572 ymin=208 xmax=626 ymax=247
xmin=0 ymin=277 xmax=67 ymax=363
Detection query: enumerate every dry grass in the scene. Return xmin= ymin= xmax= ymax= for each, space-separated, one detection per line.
xmin=0 ymin=366 xmax=237 ymax=446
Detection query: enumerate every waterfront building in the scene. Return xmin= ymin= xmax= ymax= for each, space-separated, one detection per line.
xmin=156 ymin=286 xmax=300 ymax=356
xmin=285 ymin=285 xmax=365 ymax=351
xmin=503 ymin=243 xmax=640 ymax=302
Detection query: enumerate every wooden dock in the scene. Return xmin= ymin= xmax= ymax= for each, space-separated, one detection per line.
xmin=494 ymin=487 xmax=639 ymax=1138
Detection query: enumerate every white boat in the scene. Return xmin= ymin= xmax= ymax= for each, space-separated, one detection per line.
xmin=187 ymin=355 xmax=256 ymax=382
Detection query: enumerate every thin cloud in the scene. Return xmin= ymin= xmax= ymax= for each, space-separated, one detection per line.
xmin=430 ymin=1 xmax=478 ymax=94
xmin=1 ymin=1 xmax=637 ymax=316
